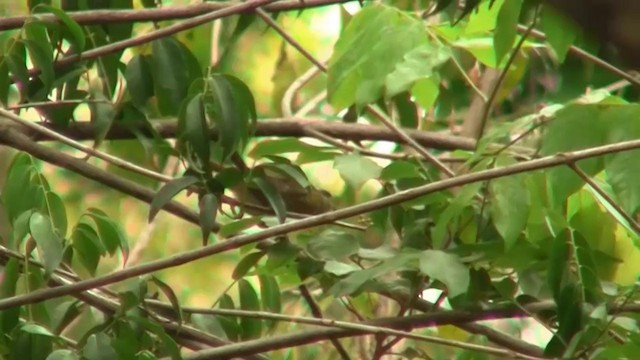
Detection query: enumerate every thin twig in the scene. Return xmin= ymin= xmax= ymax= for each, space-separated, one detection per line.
xmin=476 ymin=14 xmax=538 ymax=144
xmin=298 ymin=285 xmax=351 ymax=360
xmin=282 ymin=65 xmax=324 ymax=116
xmin=0 ymin=108 xmax=173 ymax=183
xmin=0 ymin=0 xmax=351 ymax=31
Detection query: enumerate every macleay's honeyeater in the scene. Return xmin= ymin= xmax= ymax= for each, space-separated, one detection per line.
xmin=230 ymin=166 xmax=334 ymax=216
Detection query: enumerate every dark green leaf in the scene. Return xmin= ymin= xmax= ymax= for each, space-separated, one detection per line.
xmin=238 ymin=279 xmax=262 ymax=340
xmin=152 ymin=37 xmax=194 ymax=115
xmin=233 ymin=252 xmax=265 ymax=280
xmin=259 ymin=275 xmax=281 ymax=330
xmin=250 ymin=176 xmax=287 ymax=224
xmin=199 ymin=193 xmax=218 ymax=245
xmin=548 ymin=230 xmax=569 ymax=303
xmin=35 ymin=4 xmax=85 ymax=52
xmin=217 ymin=294 xmax=240 ymax=341
xmin=204 ymin=74 xmax=257 ymax=160
xmin=148 ymin=176 xmax=200 ymax=222
xmin=179 ymin=93 xmax=210 ymax=171
xmin=125 ymin=55 xmax=154 ymax=108
xmin=150 ymin=276 xmax=183 ymax=324
xmin=85 ymin=208 xmax=129 ymax=263
xmin=72 ymin=223 xmax=105 ymax=275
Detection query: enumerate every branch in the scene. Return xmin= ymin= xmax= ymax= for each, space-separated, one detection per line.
xmin=176 ymin=301 xmax=583 ymax=360
xmin=22 ymin=118 xmax=480 ymax=151
xmin=25 ymin=0 xmax=276 ymax=78
xmin=0 ymin=124 xmax=202 ymax=227
xmin=0 ymin=137 xmax=638 ymax=310
xmin=0 ymin=0 xmax=351 ymax=31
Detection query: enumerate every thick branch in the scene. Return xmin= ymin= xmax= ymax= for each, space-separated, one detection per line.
xmin=0 ymin=0 xmax=351 ymax=31
xmin=0 ymin=124 xmax=201 ymax=226
xmin=23 ymin=118 xmax=479 ymax=151
xmin=177 ymin=301 xmax=566 ymax=360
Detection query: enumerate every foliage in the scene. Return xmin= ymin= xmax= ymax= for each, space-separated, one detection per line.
xmin=0 ymin=0 xmax=639 ymax=359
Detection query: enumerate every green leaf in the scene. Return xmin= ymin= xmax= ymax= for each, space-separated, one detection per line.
xmin=83 ymin=334 xmax=118 ymax=360
xmin=204 ymin=74 xmax=257 ymax=160
xmin=233 ymin=252 xmax=265 ymax=280
xmin=72 ymin=223 xmax=105 ymax=275
xmin=259 ymin=162 xmax=310 ymax=190
xmin=330 ymin=252 xmax=419 ymax=296
xmin=34 ymin=4 xmax=85 ymax=52
xmin=265 ymin=241 xmax=299 ymax=271
xmin=44 ymin=190 xmax=67 ymax=238
xmin=125 ymin=54 xmax=154 ymax=108
xmin=178 ymin=93 xmax=210 ymax=170
xmin=152 ymin=37 xmax=196 ymax=115
xmin=29 ymin=212 xmax=63 ymax=276
xmin=259 ymin=275 xmax=281 ymax=330
xmin=494 ymin=0 xmax=522 ymax=64
xmin=217 ymin=294 xmax=240 ymax=341
xmin=547 ymin=229 xmax=569 ymax=302
xmin=21 ymin=323 xmax=56 ymax=337
xmin=433 ymin=181 xmax=483 ymax=249
xmin=23 ymin=20 xmax=54 ymax=88
xmin=148 ymin=175 xmax=200 ymax=222
xmin=602 ymin=105 xmax=640 ymax=215
xmin=380 ymin=160 xmax=422 ymax=181
xmin=385 ymin=44 xmax=451 ymax=98
xmin=238 ymin=279 xmax=262 ymax=340
xmin=464 ymin=0 xmax=503 ymax=34
xmin=306 ymin=229 xmax=360 ymax=260
xmin=541 ymin=6 xmax=578 ymax=63
xmin=150 ymin=275 xmax=183 ymax=324
xmin=249 ymin=138 xmax=333 ymax=159
xmin=219 ymin=217 xmax=264 ymax=237
xmin=85 ymin=208 xmax=129 ymax=264
xmin=324 ymin=260 xmax=359 ymax=276
xmin=412 ymin=76 xmax=440 ymax=110
xmin=89 ymin=91 xmax=116 ymax=147
xmin=5 ymin=39 xmax=30 ymax=99
xmin=127 ymin=316 xmax=181 ymax=360
xmin=10 ymin=326 xmax=54 ymax=360
xmin=419 ymin=250 xmax=469 ymax=297
xmin=571 ymin=231 xmax=602 ymax=303
xmin=46 ymin=349 xmax=80 ymax=360
xmin=199 ymin=193 xmax=218 ymax=245
xmin=327 ymin=4 xmax=430 ymax=109
xmin=489 ymin=157 xmax=530 ymax=249
xmin=541 ymin=105 xmax=606 ymax=207
xmin=334 ymin=153 xmax=382 ymax=190
xmin=250 ymin=176 xmax=287 ymax=224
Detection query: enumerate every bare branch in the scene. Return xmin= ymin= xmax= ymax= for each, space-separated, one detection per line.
xmin=0 ymin=0 xmax=352 ymax=31
xmin=18 ymin=118 xmax=483 ymax=151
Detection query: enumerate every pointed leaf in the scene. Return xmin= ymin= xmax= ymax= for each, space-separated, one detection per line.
xmin=199 ymin=193 xmax=218 ymax=245
xmin=334 ymin=153 xmax=382 ymax=190
xmin=29 ymin=212 xmax=63 ymax=276
xmin=149 ymin=176 xmax=200 ymax=222
xmin=238 ymin=279 xmax=262 ymax=340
